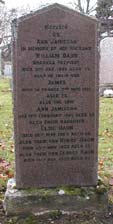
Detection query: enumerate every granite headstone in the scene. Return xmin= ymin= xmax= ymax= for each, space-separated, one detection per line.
xmin=100 ymin=37 xmax=113 ymax=84
xmin=12 ymin=4 xmax=99 ymax=188
xmin=100 ymin=37 xmax=113 ymax=94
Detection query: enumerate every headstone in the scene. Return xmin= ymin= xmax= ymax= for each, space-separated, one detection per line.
xmin=103 ymin=89 xmax=113 ymax=97
xmin=12 ymin=4 xmax=99 ymax=188
xmin=100 ymin=37 xmax=113 ymax=95
xmin=4 ymin=62 xmax=12 ymax=76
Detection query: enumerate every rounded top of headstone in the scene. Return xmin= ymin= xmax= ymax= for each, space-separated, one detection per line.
xmin=100 ymin=36 xmax=113 ymax=46
xmin=100 ymin=37 xmax=113 ymax=54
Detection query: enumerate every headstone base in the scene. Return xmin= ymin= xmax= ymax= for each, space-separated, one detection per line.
xmin=3 ymin=179 xmax=108 ymax=216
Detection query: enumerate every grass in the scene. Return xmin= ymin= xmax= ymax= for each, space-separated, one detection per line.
xmin=0 ymin=77 xmax=113 ymax=188
xmin=0 ymin=78 xmax=14 ymax=188
xmin=99 ymin=97 xmax=113 ymax=182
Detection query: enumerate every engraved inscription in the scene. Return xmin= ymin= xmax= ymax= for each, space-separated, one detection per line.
xmin=18 ymin=23 xmax=95 ymax=164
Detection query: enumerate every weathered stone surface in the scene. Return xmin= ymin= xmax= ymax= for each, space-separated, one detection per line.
xmin=100 ymin=37 xmax=113 ymax=85
xmin=13 ymin=3 xmax=99 ymax=188
xmin=100 ymin=37 xmax=113 ymax=94
xmin=3 ymin=179 xmax=108 ymax=216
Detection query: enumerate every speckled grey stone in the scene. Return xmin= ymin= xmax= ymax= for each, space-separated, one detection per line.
xmin=12 ymin=3 xmax=99 ymax=188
